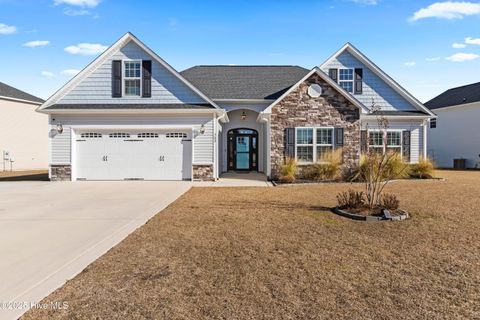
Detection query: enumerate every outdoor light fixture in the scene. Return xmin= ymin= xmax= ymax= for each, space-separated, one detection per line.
xmin=56 ymin=123 xmax=64 ymax=134
xmin=199 ymin=124 xmax=206 ymax=135
xmin=241 ymin=111 xmax=247 ymax=120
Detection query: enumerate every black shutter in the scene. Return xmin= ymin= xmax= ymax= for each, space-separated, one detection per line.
xmin=284 ymin=128 xmax=296 ymax=159
xmin=142 ymin=60 xmax=152 ymax=98
xmin=354 ymin=68 xmax=363 ymax=94
xmin=329 ymin=68 xmax=338 ymax=82
xmin=335 ymin=128 xmax=344 ymax=147
xmin=112 ymin=60 xmax=122 ymax=98
xmin=360 ymin=130 xmax=368 ymax=154
xmin=402 ymin=131 xmax=411 ymax=163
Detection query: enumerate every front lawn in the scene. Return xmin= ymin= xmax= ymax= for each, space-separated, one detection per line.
xmin=23 ymin=170 xmax=480 ymax=319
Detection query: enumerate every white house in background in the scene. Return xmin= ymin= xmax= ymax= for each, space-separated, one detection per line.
xmin=0 ymin=82 xmax=47 ymax=171
xmin=37 ymin=32 xmax=434 ymax=181
xmin=426 ymin=82 xmax=480 ymax=168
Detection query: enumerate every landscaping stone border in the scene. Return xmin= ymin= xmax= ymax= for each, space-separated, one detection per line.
xmin=332 ymin=207 xmax=409 ymax=222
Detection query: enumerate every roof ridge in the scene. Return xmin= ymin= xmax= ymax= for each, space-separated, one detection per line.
xmin=444 ymin=81 xmax=480 ymax=92
xmin=186 ymin=65 xmax=308 ymax=68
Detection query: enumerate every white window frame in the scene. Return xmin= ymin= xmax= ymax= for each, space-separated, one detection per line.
xmin=368 ymin=129 xmax=403 ymax=156
xmin=338 ymin=68 xmax=354 ymax=93
xmin=123 ymin=60 xmax=142 ymax=97
xmin=295 ymin=127 xmax=335 ymax=164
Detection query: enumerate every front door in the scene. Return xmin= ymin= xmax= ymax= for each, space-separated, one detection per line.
xmin=228 ymin=129 xmax=258 ymax=171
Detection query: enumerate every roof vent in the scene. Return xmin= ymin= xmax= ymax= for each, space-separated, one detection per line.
xmin=308 ymin=84 xmax=323 ymax=98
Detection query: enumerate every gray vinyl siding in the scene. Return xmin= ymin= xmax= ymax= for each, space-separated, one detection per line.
xmin=50 ymin=126 xmax=71 ymax=164
xmin=322 ymin=51 xmax=416 ymax=111
xmin=49 ymin=114 xmax=214 ymax=165
xmin=362 ymin=119 xmax=424 ymax=163
xmin=57 ymin=40 xmax=206 ymax=105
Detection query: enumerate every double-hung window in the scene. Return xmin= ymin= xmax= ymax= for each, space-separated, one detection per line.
xmin=124 ymin=61 xmax=141 ymax=96
xmin=368 ymin=130 xmax=402 ymax=155
xmin=295 ymin=127 xmax=334 ymax=163
xmin=296 ymin=128 xmax=314 ymax=163
xmin=316 ymin=128 xmax=333 ymax=161
xmin=339 ymin=69 xmax=354 ymax=93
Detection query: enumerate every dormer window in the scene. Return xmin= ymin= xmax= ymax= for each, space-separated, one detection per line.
xmin=124 ymin=61 xmax=141 ymax=96
xmin=339 ymin=68 xmax=354 ymax=93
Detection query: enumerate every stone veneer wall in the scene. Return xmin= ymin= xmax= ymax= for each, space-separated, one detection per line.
xmin=192 ymin=164 xmax=214 ymax=181
xmin=50 ymin=165 xmax=71 ymax=181
xmin=270 ymin=73 xmax=361 ymax=179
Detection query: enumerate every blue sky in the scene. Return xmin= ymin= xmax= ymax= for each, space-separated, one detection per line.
xmin=1 ymin=0 xmax=480 ymax=102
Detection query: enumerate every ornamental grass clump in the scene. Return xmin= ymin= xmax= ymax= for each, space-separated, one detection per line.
xmin=409 ymin=157 xmax=435 ymax=179
xmin=313 ymin=149 xmax=343 ymax=181
xmin=279 ymin=157 xmax=297 ymax=183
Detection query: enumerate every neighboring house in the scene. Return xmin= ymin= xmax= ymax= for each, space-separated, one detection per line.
xmin=426 ymin=82 xmax=480 ymax=168
xmin=37 ymin=33 xmax=434 ymax=181
xmin=0 ymin=82 xmax=47 ymax=171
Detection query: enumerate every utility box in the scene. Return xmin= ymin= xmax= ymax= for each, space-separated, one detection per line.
xmin=453 ymin=158 xmax=466 ymax=169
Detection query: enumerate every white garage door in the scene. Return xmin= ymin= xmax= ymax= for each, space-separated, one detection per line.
xmin=75 ymin=130 xmax=192 ymax=181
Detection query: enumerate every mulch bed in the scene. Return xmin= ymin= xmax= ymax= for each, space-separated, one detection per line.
xmin=22 ymin=170 xmax=480 ymax=320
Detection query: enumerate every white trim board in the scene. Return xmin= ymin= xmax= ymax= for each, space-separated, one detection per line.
xmin=37 ymin=32 xmax=220 ymax=112
xmin=320 ymin=43 xmax=435 ymax=117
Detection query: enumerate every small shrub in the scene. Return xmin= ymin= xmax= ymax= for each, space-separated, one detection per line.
xmin=380 ymin=193 xmax=400 ymax=210
xmin=409 ymin=157 xmax=435 ymax=179
xmin=337 ymin=189 xmax=366 ymax=209
xmin=279 ymin=157 xmax=297 ymax=183
xmin=313 ymin=149 xmax=343 ymax=181
xmin=298 ymin=165 xmax=317 ymax=180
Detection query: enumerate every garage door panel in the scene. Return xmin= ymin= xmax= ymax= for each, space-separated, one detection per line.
xmin=75 ymin=130 xmax=192 ymax=181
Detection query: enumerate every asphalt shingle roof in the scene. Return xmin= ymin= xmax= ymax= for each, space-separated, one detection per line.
xmin=0 ymin=81 xmax=44 ymax=104
xmin=425 ymin=81 xmax=480 ymax=110
xmin=181 ymin=65 xmax=310 ymax=100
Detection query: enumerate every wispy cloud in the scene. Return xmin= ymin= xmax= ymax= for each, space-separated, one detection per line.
xmin=61 ymin=69 xmax=80 ymax=76
xmin=404 ymin=61 xmax=417 ymax=67
xmin=23 ymin=40 xmax=50 ymax=48
xmin=0 ymin=23 xmax=16 ymax=35
xmin=410 ymin=1 xmax=480 ymax=21
xmin=54 ymin=0 xmax=100 ymax=7
xmin=64 ymin=43 xmax=107 ymax=55
xmin=41 ymin=71 xmax=54 ymax=77
xmin=465 ymin=36 xmax=480 ymax=45
xmin=426 ymin=57 xmax=441 ymax=61
xmin=63 ymin=8 xmax=90 ymax=16
xmin=350 ymin=0 xmax=378 ymax=5
xmin=452 ymin=42 xmax=467 ymax=48
xmin=446 ymin=52 xmax=480 ymax=62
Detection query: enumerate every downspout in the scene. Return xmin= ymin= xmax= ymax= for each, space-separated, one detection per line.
xmin=423 ymin=119 xmax=428 ymax=160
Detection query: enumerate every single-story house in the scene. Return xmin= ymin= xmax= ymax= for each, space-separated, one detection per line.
xmin=0 ymin=81 xmax=47 ymax=171
xmin=37 ymin=32 xmax=435 ymax=181
xmin=426 ymin=82 xmax=480 ymax=168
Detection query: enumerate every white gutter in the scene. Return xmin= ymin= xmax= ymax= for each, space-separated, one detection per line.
xmin=0 ymin=95 xmax=43 ymax=105
xmin=38 ymin=108 xmax=222 ymax=115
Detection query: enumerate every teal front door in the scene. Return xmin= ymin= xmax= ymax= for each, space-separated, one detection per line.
xmin=227 ymin=129 xmax=258 ymax=171
xmin=236 ymin=136 xmax=250 ymax=170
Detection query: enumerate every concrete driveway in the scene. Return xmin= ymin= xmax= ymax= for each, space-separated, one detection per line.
xmin=0 ymin=181 xmax=191 ymax=320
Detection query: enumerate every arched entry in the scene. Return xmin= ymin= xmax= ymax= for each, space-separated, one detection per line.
xmin=227 ymin=128 xmax=258 ymax=171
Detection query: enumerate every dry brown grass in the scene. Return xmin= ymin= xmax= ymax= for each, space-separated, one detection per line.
xmin=23 ymin=170 xmax=480 ymax=320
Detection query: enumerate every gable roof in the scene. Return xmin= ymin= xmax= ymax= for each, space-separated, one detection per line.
xmin=425 ymin=81 xmax=480 ymax=110
xmin=180 ymin=65 xmax=310 ymax=100
xmin=264 ymin=67 xmax=368 ymax=114
xmin=321 ymin=43 xmax=435 ymax=117
xmin=0 ymin=81 xmax=44 ymax=104
xmin=38 ymin=32 xmax=219 ymax=112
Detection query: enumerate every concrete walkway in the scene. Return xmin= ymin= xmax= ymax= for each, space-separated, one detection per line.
xmin=195 ymin=172 xmax=272 ymax=187
xmin=0 ymin=181 xmax=191 ymax=320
